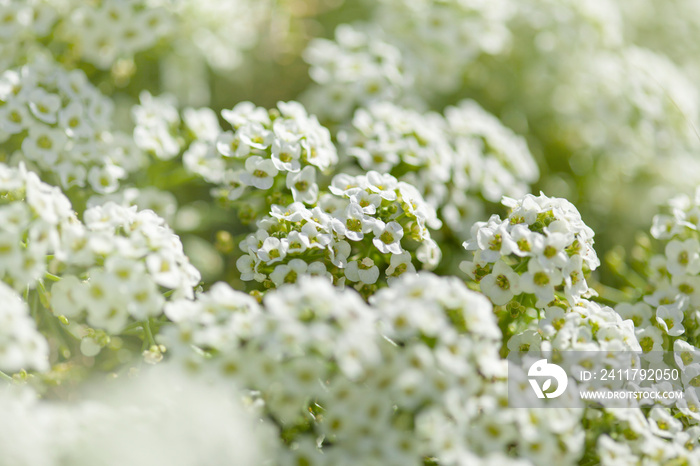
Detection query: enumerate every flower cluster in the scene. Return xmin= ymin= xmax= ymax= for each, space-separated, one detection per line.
xmin=505 ymin=299 xmax=641 ymax=369
xmin=338 ymin=100 xmax=538 ymax=235
xmin=0 ymin=282 xmax=49 ymax=373
xmin=0 ymin=0 xmax=281 ymax=109
xmin=593 ymin=409 xmax=700 ymax=465
xmin=302 ymin=24 xmax=418 ymax=122
xmin=603 ymin=188 xmax=700 ymax=398
xmin=188 ymin=100 xmax=336 ymax=205
xmin=58 ymin=0 xmax=174 ymax=70
xmin=303 ymin=0 xmax=515 ymax=122
xmin=304 ymin=0 xmax=700 ymax=244
xmin=165 ymin=273 xmax=582 ymax=464
xmin=0 ymin=161 xmax=199 ymax=351
xmin=371 ymin=0 xmax=514 ymax=93
xmin=0 ymin=0 xmax=60 ymax=71
xmin=237 ymin=171 xmax=441 ymax=293
xmin=50 ymin=201 xmax=201 ymax=336
xmin=0 ymin=57 xmax=143 ymax=193
xmin=0 ymin=164 xmax=77 ymax=290
xmin=462 ymin=193 xmax=599 ymax=308
xmin=131 ymin=92 xmax=188 ymax=161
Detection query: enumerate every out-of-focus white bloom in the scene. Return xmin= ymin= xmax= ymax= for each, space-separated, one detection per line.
xmin=338 ymin=101 xmax=538 ymax=236
xmin=0 ymin=365 xmax=273 ymax=466
xmin=0 ymin=57 xmax=143 ymax=193
xmin=0 ymin=282 xmax=49 ymax=372
xmin=0 ymin=164 xmax=76 ymax=290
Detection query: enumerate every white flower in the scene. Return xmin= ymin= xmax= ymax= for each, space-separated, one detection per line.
xmin=615 ymin=302 xmax=653 ymax=328
xmin=257 ymin=237 xmax=287 ymax=264
xmin=347 ymin=188 xmax=382 ymax=215
xmin=386 ymin=251 xmax=416 ymax=281
xmin=27 ymin=88 xmax=61 ymax=124
xmin=331 ymin=202 xmax=375 ymax=242
xmin=480 ymin=260 xmax=521 ymax=306
xmin=329 ymin=240 xmax=351 ymax=267
xmin=286 ymin=166 xmax=318 ymax=204
xmin=345 ymin=257 xmax=380 ymax=285
xmin=241 ymin=155 xmax=278 ymax=189
xmin=0 ymin=101 xmax=30 ymax=134
xmin=674 ymin=340 xmax=700 ymax=370
xmin=271 ymin=138 xmax=301 ymax=172
xmin=665 ymin=238 xmax=700 ymax=276
xmin=520 ymin=260 xmax=563 ymax=308
xmin=656 ymin=302 xmax=685 ymax=336
xmin=636 ymin=325 xmax=664 ymax=359
xmin=270 ymin=259 xmax=309 ymax=286
xmin=284 ymin=231 xmax=311 ymax=254
xmin=372 ymin=221 xmax=404 ymax=254
xmin=183 ymin=107 xmax=220 ymax=142
xmin=648 ymin=407 xmax=683 ymax=439
xmin=507 ymin=329 xmax=542 ymax=353
xmin=21 ymin=126 xmax=66 ymax=165
xmin=365 ymin=170 xmax=398 ymax=201
xmin=236 ymin=254 xmax=262 ymax=282
xmin=215 ymin=131 xmax=249 ymax=158
xmin=222 ymin=102 xmax=270 ymax=129
xmin=238 ymin=122 xmax=273 ymax=150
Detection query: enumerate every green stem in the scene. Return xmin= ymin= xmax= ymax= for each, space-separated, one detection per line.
xmin=143 ymin=319 xmax=156 ymax=348
xmin=0 ymin=370 xmax=12 ymax=382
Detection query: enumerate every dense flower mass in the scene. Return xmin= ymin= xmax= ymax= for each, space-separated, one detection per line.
xmin=0 ymin=365 xmax=270 ymax=466
xmin=164 ymin=274 xmax=583 ymax=464
xmin=51 ymin=201 xmax=201 ymax=336
xmin=461 ymin=193 xmax=599 ymax=308
xmin=237 ymin=171 xmax=441 ymax=293
xmin=5 ymin=1 xmax=700 ymax=465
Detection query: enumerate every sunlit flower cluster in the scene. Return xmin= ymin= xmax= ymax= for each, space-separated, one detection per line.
xmin=304 ymin=0 xmax=700 ymax=241
xmin=461 ymin=193 xmax=599 ymax=308
xmin=58 ymin=0 xmax=174 ymax=70
xmin=50 ymin=201 xmax=200 ymax=338
xmin=237 ymin=171 xmax=441 ymax=293
xmin=641 ymin=188 xmax=700 ymax=346
xmin=182 ymin=100 xmax=337 ymax=213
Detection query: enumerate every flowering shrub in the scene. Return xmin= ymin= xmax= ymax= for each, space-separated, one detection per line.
xmin=4 ymin=2 xmax=700 ymax=465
